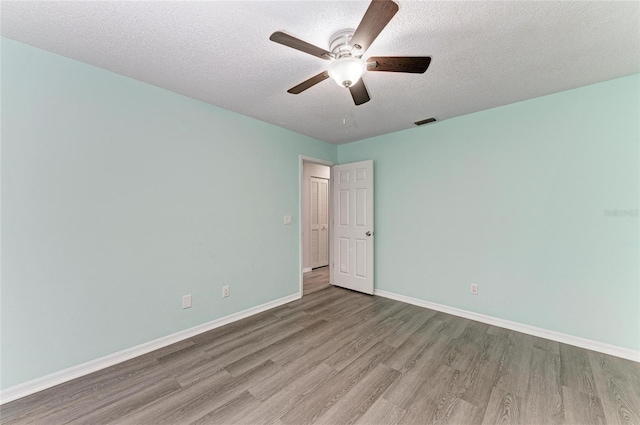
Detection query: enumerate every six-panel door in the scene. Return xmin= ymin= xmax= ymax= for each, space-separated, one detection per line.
xmin=332 ymin=160 xmax=374 ymax=295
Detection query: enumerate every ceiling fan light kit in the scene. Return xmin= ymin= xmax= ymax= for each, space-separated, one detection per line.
xmin=270 ymin=0 xmax=431 ymax=106
xmin=328 ymin=56 xmax=366 ymax=87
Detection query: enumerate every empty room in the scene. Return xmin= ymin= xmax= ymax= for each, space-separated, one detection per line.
xmin=1 ymin=1 xmax=639 ymax=424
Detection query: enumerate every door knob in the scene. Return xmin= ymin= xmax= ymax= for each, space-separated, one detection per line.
xmin=366 ymin=231 xmax=373 ymax=236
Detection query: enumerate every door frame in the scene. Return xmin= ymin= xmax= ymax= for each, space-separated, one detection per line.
xmin=299 ymin=155 xmax=334 ymax=298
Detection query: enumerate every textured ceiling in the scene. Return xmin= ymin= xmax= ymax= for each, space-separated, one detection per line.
xmin=2 ymin=1 xmax=639 ymax=145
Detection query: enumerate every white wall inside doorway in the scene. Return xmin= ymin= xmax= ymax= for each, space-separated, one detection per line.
xmin=302 ymin=162 xmax=330 ymax=271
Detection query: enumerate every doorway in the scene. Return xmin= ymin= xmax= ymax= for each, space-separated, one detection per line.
xmin=300 ymin=156 xmax=333 ymax=297
xmin=298 ymin=157 xmax=375 ymax=297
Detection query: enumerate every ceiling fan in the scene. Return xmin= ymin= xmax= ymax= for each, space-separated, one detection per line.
xmin=269 ymin=0 xmax=431 ymax=106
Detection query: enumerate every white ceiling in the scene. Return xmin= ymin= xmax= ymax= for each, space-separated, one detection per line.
xmin=2 ymin=1 xmax=639 ymax=145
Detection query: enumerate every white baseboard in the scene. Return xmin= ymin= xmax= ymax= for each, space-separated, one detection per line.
xmin=0 ymin=292 xmax=301 ymax=405
xmin=302 ymin=267 xmax=313 ymax=273
xmin=374 ymin=289 xmax=640 ymax=363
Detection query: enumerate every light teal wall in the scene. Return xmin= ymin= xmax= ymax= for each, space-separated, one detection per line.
xmin=339 ymin=74 xmax=640 ymax=351
xmin=0 ymin=38 xmax=337 ymax=389
xmin=2 ymin=36 xmax=638 ymax=392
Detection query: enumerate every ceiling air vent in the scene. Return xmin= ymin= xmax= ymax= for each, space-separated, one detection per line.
xmin=414 ymin=117 xmax=437 ymax=126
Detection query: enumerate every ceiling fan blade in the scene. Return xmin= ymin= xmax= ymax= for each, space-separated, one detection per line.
xmin=367 ymin=56 xmax=431 ymax=73
xmin=270 ymin=31 xmax=333 ymax=60
xmin=287 ymin=71 xmax=330 ymax=94
xmin=350 ymin=0 xmax=399 ymax=54
xmin=349 ymin=79 xmax=371 ymax=106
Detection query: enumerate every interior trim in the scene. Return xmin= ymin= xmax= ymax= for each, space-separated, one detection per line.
xmin=374 ymin=289 xmax=640 ymax=362
xmin=0 ymin=292 xmax=301 ymax=405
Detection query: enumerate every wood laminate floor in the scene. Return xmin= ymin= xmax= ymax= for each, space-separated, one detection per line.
xmin=2 ymin=268 xmax=639 ymax=424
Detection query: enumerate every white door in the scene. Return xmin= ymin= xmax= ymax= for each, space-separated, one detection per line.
xmin=332 ymin=160 xmax=374 ymax=294
xmin=310 ymin=177 xmax=329 ymax=268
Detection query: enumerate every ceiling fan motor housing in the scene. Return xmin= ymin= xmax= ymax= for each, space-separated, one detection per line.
xmin=330 ymin=29 xmax=359 ymax=57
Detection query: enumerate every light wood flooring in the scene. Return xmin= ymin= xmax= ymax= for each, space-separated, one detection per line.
xmin=2 ymin=267 xmax=639 ymax=424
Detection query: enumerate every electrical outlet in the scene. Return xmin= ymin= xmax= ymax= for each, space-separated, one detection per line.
xmin=470 ymin=283 xmax=478 ymax=295
xmin=222 ymin=285 xmax=230 ymax=298
xmin=182 ymin=294 xmax=192 ymax=309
